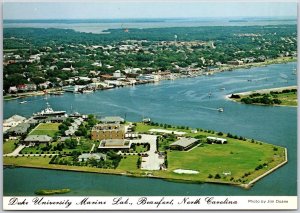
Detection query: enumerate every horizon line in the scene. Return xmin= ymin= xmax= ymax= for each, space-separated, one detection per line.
xmin=3 ymin=16 xmax=297 ymax=21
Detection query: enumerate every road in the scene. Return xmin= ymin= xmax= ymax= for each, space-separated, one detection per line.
xmin=4 ymin=145 xmax=25 ymax=157
xmin=3 ymin=144 xmax=58 ymax=157
xmin=130 ymin=134 xmax=164 ymax=170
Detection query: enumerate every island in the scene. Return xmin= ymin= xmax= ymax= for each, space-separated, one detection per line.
xmin=35 ymin=188 xmax=71 ymax=195
xmin=3 ymin=105 xmax=287 ymax=189
xmin=227 ymin=86 xmax=297 ymax=107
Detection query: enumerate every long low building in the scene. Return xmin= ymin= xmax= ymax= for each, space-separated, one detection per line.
xmin=6 ymin=123 xmax=31 ymax=135
xmin=206 ymin=136 xmax=227 ymax=144
xmin=170 ymin=137 xmax=199 ymax=151
xmin=98 ymin=139 xmax=131 ymax=149
xmin=24 ymin=135 xmax=53 ymax=145
xmin=78 ymin=153 xmax=107 ymax=162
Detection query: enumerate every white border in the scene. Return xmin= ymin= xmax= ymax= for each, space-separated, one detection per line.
xmin=2 ymin=196 xmax=298 ymax=210
xmin=1 ymin=0 xmax=299 ymax=212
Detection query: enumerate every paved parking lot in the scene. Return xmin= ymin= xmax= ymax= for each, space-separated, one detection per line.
xmin=130 ymin=134 xmax=164 ymax=170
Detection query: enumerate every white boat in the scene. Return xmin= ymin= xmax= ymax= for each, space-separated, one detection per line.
xmin=19 ymin=101 xmax=27 ymax=104
xmin=218 ymin=108 xmax=224 ymax=112
xmin=82 ymin=90 xmax=94 ymax=93
xmin=33 ymin=102 xmax=66 ymax=116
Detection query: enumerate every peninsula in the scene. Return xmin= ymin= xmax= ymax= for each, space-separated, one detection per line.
xmin=3 ymin=105 xmax=287 ymax=189
xmin=227 ymin=86 xmax=297 ymax=107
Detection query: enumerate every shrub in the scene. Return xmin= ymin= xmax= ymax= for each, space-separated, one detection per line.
xmin=214 ymin=174 xmax=221 ymax=179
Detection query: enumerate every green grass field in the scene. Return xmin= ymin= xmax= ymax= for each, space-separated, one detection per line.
xmin=117 ymin=155 xmax=139 ymax=172
xmin=3 ymin=140 xmax=17 ymax=154
xmin=5 ymin=122 xmax=287 ymax=187
xmin=276 ymin=92 xmax=297 ymax=106
xmin=234 ymin=91 xmax=297 ymax=107
xmin=152 ymin=139 xmax=285 ymax=184
xmin=29 ymin=123 xmax=60 ymax=137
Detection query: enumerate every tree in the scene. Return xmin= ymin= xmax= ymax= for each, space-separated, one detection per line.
xmin=137 ymin=157 xmax=141 ymax=169
xmin=214 ymin=174 xmax=221 ymax=179
xmin=65 ymin=139 xmax=77 ymax=149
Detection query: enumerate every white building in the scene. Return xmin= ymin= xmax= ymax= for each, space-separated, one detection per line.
xmin=113 ymin=70 xmax=122 ymax=78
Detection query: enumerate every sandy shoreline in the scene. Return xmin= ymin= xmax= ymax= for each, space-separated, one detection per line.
xmin=231 ymin=86 xmax=297 ymax=96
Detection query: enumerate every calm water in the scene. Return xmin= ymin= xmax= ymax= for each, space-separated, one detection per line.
xmin=4 ymin=18 xmax=297 ymax=34
xmin=3 ymin=62 xmax=297 ymax=196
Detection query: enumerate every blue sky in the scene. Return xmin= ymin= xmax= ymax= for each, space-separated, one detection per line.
xmin=3 ymin=1 xmax=297 ymax=20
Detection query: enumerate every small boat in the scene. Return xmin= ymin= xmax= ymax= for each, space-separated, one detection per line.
xmin=218 ymin=108 xmax=224 ymax=112
xmin=220 ymin=88 xmax=225 ymax=90
xmin=82 ymin=90 xmax=94 ymax=93
xmin=19 ymin=101 xmax=27 ymax=104
xmin=51 ymin=91 xmax=64 ymax=95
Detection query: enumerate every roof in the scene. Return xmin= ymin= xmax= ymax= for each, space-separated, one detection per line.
xmin=100 ymin=116 xmax=124 ymax=123
xmin=60 ymin=137 xmax=70 ymax=142
xmin=7 ymin=123 xmax=31 ymax=134
xmin=78 ymin=153 xmax=106 ymax=160
xmin=25 ymin=118 xmax=39 ymax=124
xmin=170 ymin=137 xmax=199 ymax=148
xmin=4 ymin=115 xmax=26 ymax=123
xmin=207 ymin=136 xmax=227 ymax=142
xmin=92 ymin=123 xmax=124 ymax=131
xmin=45 ymin=117 xmax=66 ymax=122
xmin=99 ymin=139 xmax=130 ymax=148
xmin=24 ymin=135 xmax=52 ymax=143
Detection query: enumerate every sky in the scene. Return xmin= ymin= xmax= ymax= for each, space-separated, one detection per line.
xmin=3 ymin=1 xmax=297 ymax=20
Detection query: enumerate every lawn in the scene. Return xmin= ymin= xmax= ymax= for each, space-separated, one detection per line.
xmin=3 ymin=140 xmax=17 ymax=154
xmin=29 ymin=123 xmax=60 ymax=137
xmin=117 ymin=155 xmax=140 ymax=172
xmin=21 ymin=139 xmax=94 ymax=155
xmin=152 ymin=139 xmax=285 ymax=185
xmin=276 ymin=92 xmax=297 ymax=106
xmin=4 ymin=156 xmax=52 ymax=167
xmin=233 ymin=90 xmax=297 ymax=107
xmin=3 ymin=156 xmax=141 ymax=176
xmin=134 ymin=144 xmax=149 ymax=153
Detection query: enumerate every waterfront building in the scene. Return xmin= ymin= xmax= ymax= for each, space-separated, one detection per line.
xmin=3 ymin=115 xmax=26 ymax=129
xmin=170 ymin=137 xmax=199 ymax=151
xmin=6 ymin=123 xmax=31 ymax=136
xmin=113 ymin=70 xmax=122 ymax=78
xmin=100 ymin=116 xmax=125 ymax=124
xmin=8 ymin=86 xmax=18 ymax=93
xmin=227 ymin=60 xmax=244 ymax=65
xmin=206 ymin=136 xmax=227 ymax=144
xmin=91 ymin=123 xmax=125 ymax=140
